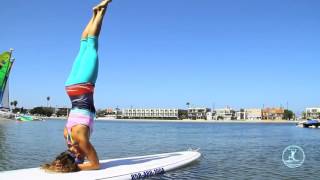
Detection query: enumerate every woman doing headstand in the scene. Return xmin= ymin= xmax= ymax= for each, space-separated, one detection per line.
xmin=63 ymin=0 xmax=112 ymax=171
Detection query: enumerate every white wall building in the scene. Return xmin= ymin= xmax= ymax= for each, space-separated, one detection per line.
xmin=236 ymin=108 xmax=262 ymax=120
xmin=305 ymin=107 xmax=320 ymax=119
xmin=206 ymin=112 xmax=213 ymax=120
xmin=188 ymin=108 xmax=211 ymax=120
xmin=245 ymin=108 xmax=262 ymax=120
xmin=122 ymin=108 xmax=186 ymax=119
xmin=214 ymin=107 xmax=236 ymax=120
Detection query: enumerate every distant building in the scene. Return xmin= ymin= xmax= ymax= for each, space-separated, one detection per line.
xmin=262 ymin=108 xmax=284 ymax=120
xmin=122 ymin=108 xmax=187 ymax=120
xmin=97 ymin=108 xmax=122 ymax=119
xmin=114 ymin=108 xmax=122 ymax=119
xmin=246 ymin=108 xmax=262 ymax=120
xmin=206 ymin=111 xmax=214 ymax=120
xmin=236 ymin=109 xmax=245 ymax=120
xmin=214 ymin=107 xmax=236 ymax=120
xmin=105 ymin=108 xmax=115 ymax=114
xmin=188 ymin=108 xmax=211 ymax=120
xmin=305 ymin=107 xmax=320 ymax=119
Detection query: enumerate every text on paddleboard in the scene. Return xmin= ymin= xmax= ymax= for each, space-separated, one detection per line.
xmin=131 ymin=168 xmax=165 ymax=180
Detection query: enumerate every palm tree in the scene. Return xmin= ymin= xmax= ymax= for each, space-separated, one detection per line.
xmin=186 ymin=102 xmax=190 ymax=120
xmin=13 ymin=100 xmax=17 ymax=109
xmin=46 ymin=96 xmax=50 ymax=107
xmin=186 ymin=102 xmax=190 ymax=109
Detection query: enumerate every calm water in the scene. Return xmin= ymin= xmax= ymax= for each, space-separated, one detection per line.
xmin=0 ymin=119 xmax=320 ymax=179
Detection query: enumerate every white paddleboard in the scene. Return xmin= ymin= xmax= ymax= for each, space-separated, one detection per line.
xmin=0 ymin=150 xmax=201 ymax=180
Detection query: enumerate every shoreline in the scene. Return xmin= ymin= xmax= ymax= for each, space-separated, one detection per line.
xmin=6 ymin=117 xmax=300 ymax=124
xmin=35 ymin=117 xmax=302 ymax=124
xmin=95 ymin=118 xmax=298 ymax=123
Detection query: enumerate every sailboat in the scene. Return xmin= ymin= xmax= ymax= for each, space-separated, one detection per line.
xmin=0 ymin=49 xmax=15 ymax=119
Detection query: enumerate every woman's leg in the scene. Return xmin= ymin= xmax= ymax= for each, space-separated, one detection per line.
xmin=81 ymin=11 xmax=97 ymax=40
xmin=70 ymin=2 xmax=111 ymax=85
xmin=65 ymin=12 xmax=97 ymax=86
xmin=88 ymin=6 xmax=108 ymax=38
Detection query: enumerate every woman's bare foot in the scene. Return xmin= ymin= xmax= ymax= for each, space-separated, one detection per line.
xmin=93 ymin=0 xmax=112 ymax=12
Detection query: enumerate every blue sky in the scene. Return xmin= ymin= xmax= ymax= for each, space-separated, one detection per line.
xmin=0 ymin=0 xmax=319 ymax=112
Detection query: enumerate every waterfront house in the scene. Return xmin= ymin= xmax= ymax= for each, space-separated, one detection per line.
xmin=213 ymin=107 xmax=236 ymax=120
xmin=245 ymin=108 xmax=262 ymax=120
xmin=236 ymin=108 xmax=262 ymax=120
xmin=206 ymin=111 xmax=214 ymax=120
xmin=236 ymin=109 xmax=245 ymax=120
xmin=188 ymin=108 xmax=211 ymax=120
xmin=305 ymin=107 xmax=320 ymax=119
xmin=262 ymin=108 xmax=284 ymax=120
xmin=97 ymin=108 xmax=122 ymax=119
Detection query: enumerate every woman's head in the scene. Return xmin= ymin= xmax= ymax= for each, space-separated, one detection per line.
xmin=41 ymin=151 xmax=79 ymax=173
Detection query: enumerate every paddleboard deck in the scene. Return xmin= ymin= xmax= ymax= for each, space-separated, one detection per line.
xmin=0 ymin=150 xmax=201 ymax=180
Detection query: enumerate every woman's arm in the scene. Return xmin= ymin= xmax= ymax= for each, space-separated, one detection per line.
xmin=63 ymin=128 xmax=69 ymax=146
xmin=73 ymin=125 xmax=100 ymax=170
